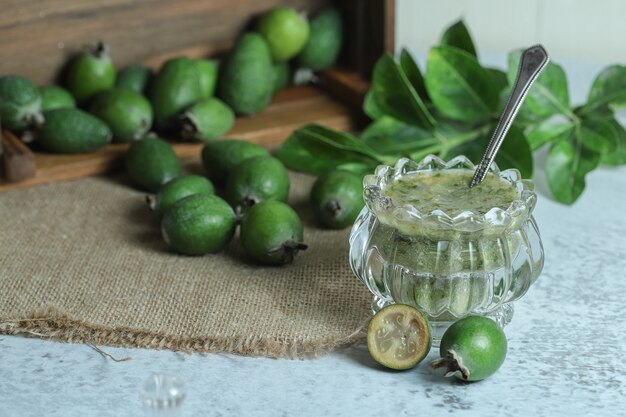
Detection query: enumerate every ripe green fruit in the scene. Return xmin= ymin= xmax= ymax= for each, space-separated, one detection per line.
xmin=179 ymin=98 xmax=234 ymax=142
xmin=161 ymin=193 xmax=235 ymax=255
xmin=271 ymin=61 xmax=290 ymax=94
xmin=196 ymin=59 xmax=218 ymax=98
xmin=225 ymin=156 xmax=290 ymax=209
xmin=258 ymin=7 xmax=310 ymax=62
xmin=310 ymin=170 xmax=364 ymax=229
xmin=115 ymin=65 xmax=154 ymax=93
xmin=65 ymin=42 xmax=116 ymax=104
xmin=125 ymin=137 xmax=181 ymax=192
xmin=36 ymin=108 xmax=111 ymax=153
xmin=89 ymin=88 xmax=153 ymax=142
xmin=40 ymin=86 xmax=76 ymax=111
xmin=0 ymin=75 xmax=43 ymax=131
xmin=150 ymin=175 xmax=215 ymax=217
xmin=201 ymin=139 xmax=269 ymax=185
xmin=240 ymin=200 xmax=307 ymax=265
xmin=218 ymin=33 xmax=274 ymax=115
xmin=431 ymin=316 xmax=508 ymax=382
xmin=149 ymin=57 xmax=203 ymax=129
xmin=298 ymin=8 xmax=343 ymax=71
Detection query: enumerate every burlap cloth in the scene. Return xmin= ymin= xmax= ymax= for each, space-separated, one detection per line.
xmin=0 ymin=167 xmax=372 ymax=358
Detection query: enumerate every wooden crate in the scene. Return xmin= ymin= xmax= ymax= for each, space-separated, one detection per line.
xmin=0 ymin=0 xmax=395 ymax=191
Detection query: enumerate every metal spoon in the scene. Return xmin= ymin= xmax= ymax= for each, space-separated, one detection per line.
xmin=469 ymin=45 xmax=549 ymax=187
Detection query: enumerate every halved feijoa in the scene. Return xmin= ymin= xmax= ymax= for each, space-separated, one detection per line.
xmin=367 ymin=304 xmax=432 ymax=370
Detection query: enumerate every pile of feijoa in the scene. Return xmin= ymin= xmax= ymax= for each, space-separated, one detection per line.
xmin=0 ymin=7 xmax=343 ymax=154
xmin=128 ymin=136 xmax=364 ymax=266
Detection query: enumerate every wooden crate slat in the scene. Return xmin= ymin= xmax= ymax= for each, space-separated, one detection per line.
xmin=0 ymin=85 xmax=358 ymax=192
xmin=0 ymin=0 xmax=331 ymax=84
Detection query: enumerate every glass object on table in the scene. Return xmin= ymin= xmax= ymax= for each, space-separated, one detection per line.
xmin=141 ymin=373 xmax=186 ymax=416
xmin=349 ymin=155 xmax=544 ymax=345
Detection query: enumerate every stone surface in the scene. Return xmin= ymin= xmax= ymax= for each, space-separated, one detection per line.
xmin=2 ymin=58 xmax=626 ymax=416
xmin=1 ymin=164 xmax=625 ymax=417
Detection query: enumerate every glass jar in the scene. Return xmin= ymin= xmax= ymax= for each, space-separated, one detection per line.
xmin=349 ymin=155 xmax=544 ymax=344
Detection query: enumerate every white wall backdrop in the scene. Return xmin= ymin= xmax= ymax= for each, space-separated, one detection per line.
xmin=395 ymin=0 xmax=626 ymax=63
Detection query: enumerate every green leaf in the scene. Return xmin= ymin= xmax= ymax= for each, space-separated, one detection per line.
xmin=545 ymin=135 xmax=601 ymax=205
xmin=275 ymin=124 xmax=383 ymax=175
xmin=370 ymin=54 xmax=436 ymax=129
xmin=453 ymin=125 xmax=533 ymax=178
xmin=577 ymin=118 xmax=618 ymax=154
xmin=493 ymin=125 xmax=534 ymax=178
xmin=425 ymin=46 xmax=499 ymax=122
xmin=275 ymin=132 xmax=332 ymax=174
xmin=297 ymin=124 xmax=384 ymax=160
xmin=508 ymin=50 xmax=572 ymax=121
xmin=399 ymin=48 xmax=429 ymax=101
xmin=360 ymin=116 xmax=438 ymax=156
xmin=581 ymin=65 xmax=626 ymax=114
xmin=335 ymin=162 xmax=379 ymax=176
xmin=440 ymin=20 xmax=477 ymax=57
xmin=363 ymin=90 xmax=384 ymax=119
xmin=488 ymin=67 xmax=510 ymax=110
xmin=488 ymin=68 xmax=508 ymax=94
xmin=574 ymin=103 xmax=614 ymax=121
xmin=525 ymin=117 xmax=575 ymax=150
xmin=601 ymin=119 xmax=626 ymax=166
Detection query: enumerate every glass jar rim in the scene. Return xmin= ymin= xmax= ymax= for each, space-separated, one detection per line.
xmin=363 ymin=155 xmax=537 ymax=236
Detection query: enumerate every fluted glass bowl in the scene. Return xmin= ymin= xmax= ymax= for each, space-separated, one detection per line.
xmin=349 ymin=155 xmax=544 ymax=344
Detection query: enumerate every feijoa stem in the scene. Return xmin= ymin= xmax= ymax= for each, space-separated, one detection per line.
xmin=28 ymin=111 xmax=45 ymax=128
xmin=430 ymin=349 xmax=470 ymax=380
xmin=21 ymin=130 xmax=35 ymax=144
xmin=267 ymin=240 xmax=308 ymax=264
xmin=180 ymin=114 xmax=198 ymax=140
xmin=241 ymin=195 xmax=260 ymax=208
xmin=94 ymin=41 xmax=109 ymax=58
xmin=145 ymin=194 xmax=156 ymax=211
xmin=293 ymin=68 xmax=318 ymax=85
xmin=324 ymin=199 xmax=342 ymax=219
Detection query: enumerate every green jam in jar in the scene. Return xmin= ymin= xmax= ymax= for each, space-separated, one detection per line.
xmin=382 ymin=169 xmax=519 ymax=217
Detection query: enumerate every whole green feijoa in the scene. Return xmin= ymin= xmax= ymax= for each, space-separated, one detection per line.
xmin=310 ymin=170 xmax=364 ymax=229
xmin=126 ymin=137 xmax=181 ymax=192
xmin=115 ymin=65 xmax=154 ymax=93
xmin=201 ymin=139 xmax=269 ymax=185
xmin=90 ymin=87 xmax=153 ymax=142
xmin=36 ymin=108 xmax=111 ymax=153
xmin=179 ymin=98 xmax=234 ymax=142
xmin=161 ymin=193 xmax=236 ymax=255
xmin=240 ymin=200 xmax=307 ymax=265
xmin=40 ymin=86 xmax=76 ymax=111
xmin=431 ymin=316 xmax=508 ymax=382
xmin=65 ymin=42 xmax=116 ymax=104
xmin=271 ymin=61 xmax=290 ymax=94
xmin=151 ymin=175 xmax=215 ymax=217
xmin=218 ymin=33 xmax=274 ymax=115
xmin=195 ymin=59 xmax=218 ymax=98
xmin=149 ymin=57 xmax=203 ymax=129
xmin=225 ymin=156 xmax=290 ymax=209
xmin=0 ymin=75 xmax=43 ymax=131
xmin=258 ymin=7 xmax=310 ymax=62
xmin=297 ymin=8 xmax=343 ymax=71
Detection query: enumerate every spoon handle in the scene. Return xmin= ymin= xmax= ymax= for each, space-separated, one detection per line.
xmin=470 ymin=45 xmax=549 ymax=187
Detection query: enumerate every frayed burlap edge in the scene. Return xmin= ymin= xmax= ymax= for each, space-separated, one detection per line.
xmin=0 ymin=307 xmax=369 ymax=359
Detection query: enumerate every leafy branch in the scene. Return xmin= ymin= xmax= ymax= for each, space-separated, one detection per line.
xmin=277 ymin=20 xmax=626 ymax=204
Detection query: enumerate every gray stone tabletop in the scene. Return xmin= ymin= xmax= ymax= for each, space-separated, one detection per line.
xmin=2 ymin=57 xmax=626 ymax=417
xmin=2 ymin=160 xmax=625 ymax=417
